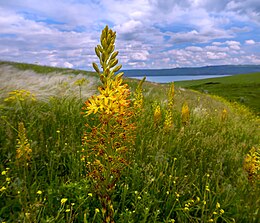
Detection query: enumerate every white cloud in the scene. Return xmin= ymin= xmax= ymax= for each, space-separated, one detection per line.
xmin=64 ymin=61 xmax=73 ymax=68
xmin=245 ymin=39 xmax=256 ymax=45
xmin=0 ymin=0 xmax=259 ymax=69
xmin=186 ymin=46 xmax=203 ymax=52
xmin=207 ymin=52 xmax=228 ymax=60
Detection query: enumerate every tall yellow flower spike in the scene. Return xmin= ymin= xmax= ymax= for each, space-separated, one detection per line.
xmin=164 ymin=108 xmax=174 ymax=131
xmin=154 ymin=105 xmax=162 ymax=126
xmin=82 ymin=26 xmax=135 ymax=223
xmin=181 ymin=102 xmax=190 ymax=126
xmin=243 ymin=147 xmax=260 ymax=182
xmin=164 ymin=82 xmax=175 ymax=131
xmin=168 ymin=82 xmax=175 ymax=108
xmin=16 ymin=122 xmax=32 ymax=165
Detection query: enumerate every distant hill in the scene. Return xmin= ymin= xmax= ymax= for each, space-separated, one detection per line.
xmin=123 ymin=65 xmax=260 ymax=77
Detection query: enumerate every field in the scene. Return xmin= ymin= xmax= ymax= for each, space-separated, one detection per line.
xmin=0 ymin=59 xmax=259 ymax=222
xmin=1 ymin=24 xmax=260 ymax=223
xmin=175 ymin=73 xmax=260 ymax=115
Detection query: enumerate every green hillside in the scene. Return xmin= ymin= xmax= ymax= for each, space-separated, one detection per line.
xmin=175 ymin=72 xmax=260 ymax=115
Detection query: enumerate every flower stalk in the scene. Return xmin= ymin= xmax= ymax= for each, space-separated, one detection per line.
xmin=81 ymin=26 xmax=135 ymax=223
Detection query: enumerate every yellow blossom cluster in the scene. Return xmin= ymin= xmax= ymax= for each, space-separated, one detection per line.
xmin=164 ymin=82 xmax=175 ymax=131
xmin=181 ymin=102 xmax=190 ymax=126
xmin=243 ymin=146 xmax=260 ymax=182
xmin=4 ymin=89 xmax=36 ymax=103
xmin=164 ymin=108 xmax=174 ymax=131
xmin=16 ymin=122 xmax=32 ymax=164
xmin=154 ymin=105 xmax=162 ymax=126
xmin=83 ymin=75 xmax=130 ymax=116
xmin=168 ymin=82 xmax=175 ymax=108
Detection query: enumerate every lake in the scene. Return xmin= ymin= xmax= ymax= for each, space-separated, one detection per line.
xmin=128 ymin=75 xmax=230 ymax=83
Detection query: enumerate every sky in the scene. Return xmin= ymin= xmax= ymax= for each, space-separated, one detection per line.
xmin=0 ymin=0 xmax=260 ymax=70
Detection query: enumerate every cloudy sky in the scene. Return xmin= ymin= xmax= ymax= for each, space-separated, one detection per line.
xmin=0 ymin=0 xmax=259 ymax=70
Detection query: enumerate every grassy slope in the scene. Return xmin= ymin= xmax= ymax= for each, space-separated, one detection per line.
xmin=175 ymin=72 xmax=260 ymax=115
xmin=0 ymin=60 xmax=96 ymax=77
xmin=0 ymin=62 xmax=260 ymax=222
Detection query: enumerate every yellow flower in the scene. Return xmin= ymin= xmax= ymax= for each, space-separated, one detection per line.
xmin=37 ymin=190 xmax=42 ymax=195
xmin=181 ymin=102 xmax=190 ymax=126
xmin=164 ymin=108 xmax=174 ymax=131
xmin=221 ymin=108 xmax=228 ymax=121
xmin=168 ymin=82 xmax=175 ymax=107
xmin=1 ymin=171 xmax=7 ymax=175
xmin=4 ymin=89 xmax=36 ymax=103
xmin=216 ymin=202 xmax=220 ymax=209
xmin=243 ymin=147 xmax=260 ymax=182
xmin=95 ymin=208 xmax=100 ymax=213
xmin=61 ymin=198 xmax=68 ymax=204
xmin=175 ymin=192 xmax=180 ymax=198
xmin=6 ymin=178 xmax=11 ymax=182
xmin=0 ymin=186 xmax=7 ymax=192
xmin=65 ymin=209 xmax=70 ymax=212
xmin=154 ymin=105 xmax=162 ymax=125
xmin=16 ymin=122 xmax=32 ymax=163
xmin=88 ymin=193 xmax=93 ymax=197
xmin=220 ymin=209 xmax=225 ymax=214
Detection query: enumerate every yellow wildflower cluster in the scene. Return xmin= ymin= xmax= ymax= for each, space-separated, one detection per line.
xmin=82 ymin=26 xmax=136 ymax=223
xmin=164 ymin=83 xmax=175 ymax=131
xmin=16 ymin=122 xmax=32 ymax=164
xmin=168 ymin=82 xmax=175 ymax=108
xmin=4 ymin=89 xmax=36 ymax=103
xmin=181 ymin=102 xmax=190 ymax=126
xmin=84 ymin=75 xmax=130 ymax=116
xmin=154 ymin=105 xmax=162 ymax=126
xmin=73 ymin=78 xmax=88 ymax=87
xmin=0 ymin=167 xmax=11 ymax=194
xmin=164 ymin=108 xmax=174 ymax=131
xmin=243 ymin=147 xmax=260 ymax=182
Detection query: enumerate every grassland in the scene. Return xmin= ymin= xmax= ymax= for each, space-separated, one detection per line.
xmin=175 ymin=72 xmax=260 ymax=115
xmin=0 ymin=62 xmax=260 ymax=223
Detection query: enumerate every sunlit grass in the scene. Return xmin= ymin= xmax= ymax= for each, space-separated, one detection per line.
xmin=175 ymin=72 xmax=260 ymax=115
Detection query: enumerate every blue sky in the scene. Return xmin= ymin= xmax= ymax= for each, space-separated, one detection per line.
xmin=0 ymin=0 xmax=259 ymax=69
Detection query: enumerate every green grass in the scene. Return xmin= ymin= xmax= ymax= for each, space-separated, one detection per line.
xmin=175 ymin=72 xmax=260 ymax=115
xmin=0 ymin=63 xmax=260 ymax=222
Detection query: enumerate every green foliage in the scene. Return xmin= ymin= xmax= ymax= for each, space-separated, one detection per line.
xmin=175 ymin=72 xmax=260 ymax=115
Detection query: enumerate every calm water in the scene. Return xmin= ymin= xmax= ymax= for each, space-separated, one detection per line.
xmin=128 ymin=75 xmax=230 ymax=83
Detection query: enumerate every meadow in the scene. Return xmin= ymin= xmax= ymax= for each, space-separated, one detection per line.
xmin=175 ymin=73 xmax=260 ymax=115
xmin=0 ymin=27 xmax=260 ymax=223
